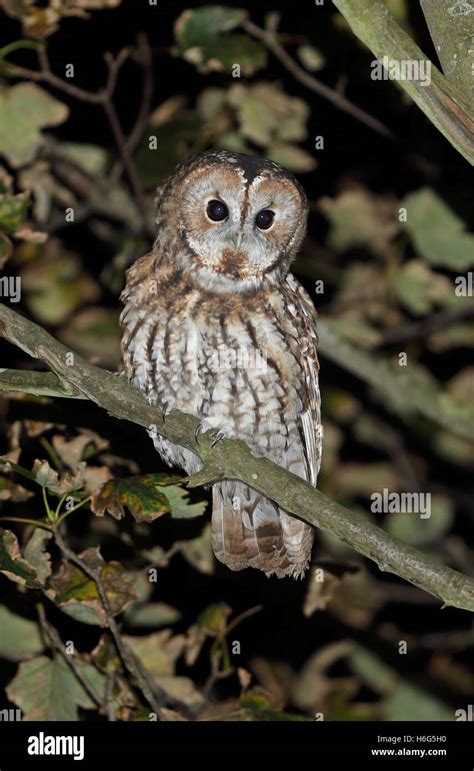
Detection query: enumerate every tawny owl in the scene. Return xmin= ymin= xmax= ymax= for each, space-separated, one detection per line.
xmin=120 ymin=150 xmax=321 ymax=578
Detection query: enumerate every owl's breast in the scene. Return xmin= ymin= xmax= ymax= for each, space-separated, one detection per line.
xmin=121 ymin=281 xmax=308 ymax=467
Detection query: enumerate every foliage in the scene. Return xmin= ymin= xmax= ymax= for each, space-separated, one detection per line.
xmin=0 ymin=0 xmax=472 ymax=724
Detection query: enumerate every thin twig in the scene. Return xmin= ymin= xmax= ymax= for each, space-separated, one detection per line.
xmin=3 ymin=45 xmax=153 ymax=239
xmin=241 ymin=18 xmax=394 ymax=140
xmin=119 ymin=35 xmax=154 ymax=160
xmin=375 ymin=304 xmax=474 ymax=347
xmin=53 ymin=526 xmax=166 ymax=719
xmin=37 ymin=601 xmax=105 ymax=710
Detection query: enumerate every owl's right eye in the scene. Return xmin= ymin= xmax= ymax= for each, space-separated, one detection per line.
xmin=206 ymin=199 xmax=228 ymax=222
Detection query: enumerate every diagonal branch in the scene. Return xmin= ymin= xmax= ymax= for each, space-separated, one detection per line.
xmin=332 ymin=0 xmax=474 ymax=164
xmin=241 ymin=18 xmax=395 ymax=140
xmin=0 ymin=302 xmax=474 ymax=612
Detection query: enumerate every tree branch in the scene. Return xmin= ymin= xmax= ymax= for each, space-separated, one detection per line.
xmin=420 ymin=0 xmax=473 ymax=102
xmin=53 ymin=527 xmax=166 ymax=719
xmin=1 ymin=303 xmax=474 ymax=612
xmin=3 ymin=45 xmax=154 ymax=238
xmin=317 ymin=319 xmax=474 ymax=441
xmin=332 ymin=0 xmax=474 ymax=164
xmin=241 ymin=18 xmax=395 ymax=140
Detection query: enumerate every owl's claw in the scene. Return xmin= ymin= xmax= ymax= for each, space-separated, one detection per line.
xmin=195 ymin=424 xmax=227 ymax=447
xmin=211 ymin=429 xmax=227 ymax=448
xmin=195 ymin=423 xmax=204 ymax=445
xmin=161 ymin=400 xmax=170 ymax=422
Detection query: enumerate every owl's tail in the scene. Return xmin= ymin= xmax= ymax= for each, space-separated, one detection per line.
xmin=211 ymin=480 xmax=313 ymax=578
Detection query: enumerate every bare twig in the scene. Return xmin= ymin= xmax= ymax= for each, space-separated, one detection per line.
xmin=124 ymin=36 xmax=154 ymax=158
xmin=3 ymin=45 xmax=154 ymax=238
xmin=241 ymin=18 xmax=394 ymax=140
xmin=37 ymin=601 xmax=105 ymax=710
xmin=1 ymin=304 xmax=474 ymax=612
xmin=375 ymin=304 xmax=474 ymax=347
xmin=53 ymin=526 xmax=166 ymax=719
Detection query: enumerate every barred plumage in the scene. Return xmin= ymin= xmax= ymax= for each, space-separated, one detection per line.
xmin=120 ymin=150 xmax=321 ymax=578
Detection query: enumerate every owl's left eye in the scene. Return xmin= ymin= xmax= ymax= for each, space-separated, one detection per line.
xmin=255 ymin=209 xmax=275 ymax=230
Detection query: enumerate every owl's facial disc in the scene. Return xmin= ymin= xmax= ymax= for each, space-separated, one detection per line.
xmin=177 ymin=156 xmax=307 ymax=292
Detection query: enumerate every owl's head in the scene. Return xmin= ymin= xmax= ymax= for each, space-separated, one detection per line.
xmin=155 ymin=150 xmax=308 ymax=293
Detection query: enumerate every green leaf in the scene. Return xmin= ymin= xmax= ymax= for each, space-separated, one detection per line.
xmin=0 ymin=606 xmax=44 ymax=661
xmin=175 ymin=6 xmax=266 ymax=75
xmin=242 ymin=689 xmax=311 ymax=721
xmin=6 ymin=654 xmax=101 ymax=721
xmin=160 ymin=484 xmax=207 ymax=519
xmin=59 ymin=307 xmax=121 ymax=369
xmin=46 ymin=547 xmax=136 ymax=626
xmin=23 ymin=529 xmax=52 ymax=584
xmin=135 ymin=115 xmax=205 ymax=187
xmin=228 ymin=82 xmax=310 ymax=147
xmin=125 ymin=602 xmax=181 ymax=628
xmin=0 ymin=83 xmax=69 ymax=168
xmin=267 ymin=141 xmax=317 ymax=172
xmin=123 ymin=630 xmax=185 ymax=677
xmin=319 ymin=187 xmax=399 ymax=254
xmin=0 ymin=528 xmax=43 ymax=588
xmin=178 ymin=524 xmax=214 ymax=574
xmin=0 ymin=191 xmax=29 ymax=233
xmin=198 ymin=602 xmax=232 ymax=635
xmin=386 ymin=495 xmax=454 ymax=547
xmin=393 ymin=260 xmax=456 ymax=315
xmin=91 ymin=473 xmax=205 ymax=522
xmin=350 ymin=646 xmax=452 ymax=721
xmin=21 ymin=245 xmax=100 ymax=325
xmin=297 ymin=44 xmax=326 ymax=71
xmin=0 ymin=231 xmax=12 ymax=266
xmin=402 ymin=188 xmax=474 ymax=270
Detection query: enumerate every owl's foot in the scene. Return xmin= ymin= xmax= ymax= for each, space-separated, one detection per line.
xmin=211 ymin=429 xmax=227 ymax=448
xmin=195 ymin=421 xmax=228 ymax=448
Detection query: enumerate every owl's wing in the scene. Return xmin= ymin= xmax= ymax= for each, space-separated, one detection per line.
xmin=285 ymin=273 xmax=322 ymax=487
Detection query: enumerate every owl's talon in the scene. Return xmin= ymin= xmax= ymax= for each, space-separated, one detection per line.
xmin=195 ymin=423 xmax=204 ymax=445
xmin=211 ymin=429 xmax=227 ymax=448
xmin=161 ymin=401 xmax=170 ymax=422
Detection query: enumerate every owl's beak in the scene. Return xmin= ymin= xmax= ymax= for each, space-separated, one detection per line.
xmin=228 ymin=231 xmax=244 ymax=250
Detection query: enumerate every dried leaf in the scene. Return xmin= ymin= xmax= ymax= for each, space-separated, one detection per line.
xmin=46 ymin=547 xmax=136 ymax=626
xmin=33 ymin=458 xmax=84 ymax=495
xmin=0 ymin=528 xmax=43 ymax=588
